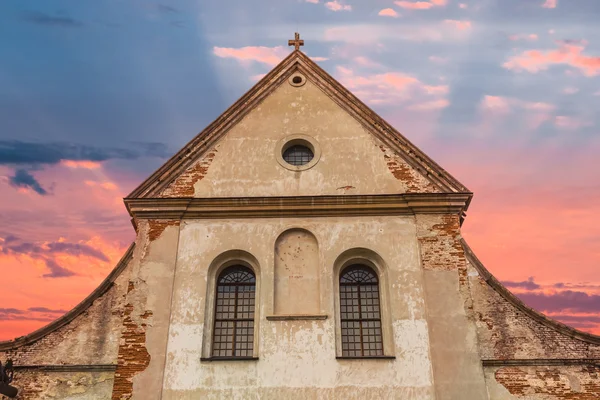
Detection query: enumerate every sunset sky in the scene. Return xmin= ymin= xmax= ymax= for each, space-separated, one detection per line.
xmin=1 ymin=0 xmax=599 ymax=341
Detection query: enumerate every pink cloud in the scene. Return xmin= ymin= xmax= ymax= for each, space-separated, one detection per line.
xmin=459 ymin=3 xmax=468 ymax=8
xmin=394 ymin=1 xmax=434 ymax=9
xmin=213 ymin=46 xmax=287 ymax=67
xmin=407 ymin=99 xmax=450 ymax=111
xmin=353 ymin=56 xmax=383 ymax=68
xmin=503 ymin=40 xmax=600 ymax=76
xmin=325 ymin=0 xmax=352 ymax=11
xmin=542 ymin=0 xmax=557 ymax=8
xmin=562 ymin=86 xmax=579 ymax=94
xmin=378 ymin=8 xmax=399 ymax=17
xmin=508 ymin=33 xmax=539 ymax=41
xmin=479 ymin=95 xmax=556 ymax=130
xmin=444 ymin=19 xmax=472 ymax=30
xmin=554 ymin=116 xmax=586 ymax=130
xmin=305 ymin=0 xmax=319 ymax=3
xmin=429 ymin=55 xmax=448 ymax=64
xmin=335 ymin=67 xmax=449 ymax=108
xmin=60 ymin=160 xmax=102 ymax=169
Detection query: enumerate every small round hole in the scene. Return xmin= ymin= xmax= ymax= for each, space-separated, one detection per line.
xmin=292 ymin=76 xmax=303 ymax=84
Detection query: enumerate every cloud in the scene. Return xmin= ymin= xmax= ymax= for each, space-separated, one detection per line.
xmin=305 ymin=0 xmax=319 ymax=2
xmin=9 ymin=169 xmax=48 ymax=195
xmin=378 ymin=8 xmax=399 ymax=17
xmin=554 ymin=115 xmax=586 ymax=130
xmin=394 ymin=0 xmax=446 ymax=9
xmin=562 ymin=86 xmax=579 ymax=94
xmin=503 ymin=40 xmax=600 ymax=76
xmin=325 ymin=0 xmax=352 ymax=11
xmin=157 ymin=4 xmax=178 ymax=13
xmin=501 ymin=277 xmax=541 ymax=290
xmin=21 ymin=11 xmax=83 ymax=27
xmin=335 ymin=66 xmax=449 ymax=108
xmin=508 ymin=34 xmax=538 ymax=41
xmin=517 ymin=290 xmax=600 ymax=314
xmin=480 ymin=95 xmax=554 ymax=114
xmin=0 ymin=306 xmax=67 ymax=322
xmin=1 ymin=237 xmax=110 ymax=262
xmin=407 ymin=99 xmax=450 ymax=111
xmin=27 ymin=307 xmax=68 ymax=313
xmin=444 ymin=19 xmax=472 ymax=30
xmin=43 ymin=259 xmax=76 ymax=278
xmin=429 ymin=55 xmax=448 ymax=64
xmin=542 ymin=0 xmax=557 ymax=9
xmin=61 ymin=160 xmax=102 ymax=169
xmin=395 ymin=1 xmax=434 ymax=9
xmin=323 ymin=23 xmax=472 ymax=44
xmin=459 ymin=3 xmax=468 ymax=8
xmin=0 ymin=141 xmax=170 ymax=166
xmin=213 ymin=46 xmax=287 ymax=66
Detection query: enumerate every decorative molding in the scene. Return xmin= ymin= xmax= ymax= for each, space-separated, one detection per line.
xmin=13 ymin=364 xmax=117 ymax=372
xmin=0 ymin=244 xmax=135 ymax=351
xmin=125 ymin=193 xmax=472 ymax=220
xmin=266 ymin=314 xmax=328 ymax=321
xmin=336 ymin=356 xmax=396 ymax=360
xmin=200 ymin=357 xmax=259 ymax=362
xmin=482 ymin=359 xmax=600 ymax=367
xmin=462 ymin=239 xmax=600 ymax=346
xmin=126 ymin=50 xmax=470 ymax=202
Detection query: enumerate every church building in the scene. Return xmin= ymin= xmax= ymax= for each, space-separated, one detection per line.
xmin=1 ymin=34 xmax=599 ymax=399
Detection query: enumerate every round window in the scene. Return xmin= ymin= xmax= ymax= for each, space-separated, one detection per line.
xmin=283 ymin=145 xmax=314 ymax=166
xmin=275 ymin=135 xmax=321 ymax=171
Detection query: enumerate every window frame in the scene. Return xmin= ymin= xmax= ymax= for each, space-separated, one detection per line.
xmin=333 ymin=248 xmax=395 ymax=359
xmin=201 ymin=250 xmax=261 ymax=360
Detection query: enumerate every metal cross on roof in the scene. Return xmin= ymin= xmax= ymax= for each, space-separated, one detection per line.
xmin=288 ymin=32 xmax=304 ymax=51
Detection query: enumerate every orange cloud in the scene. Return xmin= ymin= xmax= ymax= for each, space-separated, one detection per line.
xmin=378 ymin=8 xmax=399 ymax=17
xmin=60 ymin=160 xmax=102 ymax=169
xmin=325 ymin=0 xmax=352 ymax=11
xmin=213 ymin=46 xmax=287 ymax=66
xmin=542 ymin=0 xmax=557 ymax=8
xmin=503 ymin=40 xmax=600 ymax=76
xmin=84 ymin=180 xmax=118 ymax=190
xmin=444 ymin=19 xmax=472 ymax=30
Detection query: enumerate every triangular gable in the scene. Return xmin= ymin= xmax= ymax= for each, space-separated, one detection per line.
xmin=127 ymin=50 xmax=470 ymax=199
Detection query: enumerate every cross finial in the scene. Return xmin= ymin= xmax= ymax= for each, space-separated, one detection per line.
xmin=288 ymin=32 xmax=304 ymax=51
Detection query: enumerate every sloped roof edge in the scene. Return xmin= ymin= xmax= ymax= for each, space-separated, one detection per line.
xmin=127 ymin=49 xmax=470 ymax=200
xmin=0 ymin=243 xmax=135 ymax=351
xmin=461 ymin=238 xmax=600 ymax=345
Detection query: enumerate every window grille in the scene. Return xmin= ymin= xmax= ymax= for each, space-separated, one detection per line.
xmin=212 ymin=266 xmax=256 ymax=358
xmin=283 ymin=145 xmax=314 ymax=166
xmin=339 ymin=265 xmax=383 ymax=357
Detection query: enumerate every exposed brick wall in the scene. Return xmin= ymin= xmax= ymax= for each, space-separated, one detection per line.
xmin=9 ymin=371 xmax=113 ymax=400
xmin=111 ymin=280 xmax=153 ymax=400
xmin=467 ymin=260 xmax=600 ymax=360
xmin=147 ymin=220 xmax=180 ymax=242
xmin=416 ymin=214 xmax=466 ymax=272
xmin=378 ymin=145 xmax=439 ymax=193
xmin=493 ymin=366 xmax=600 ymax=399
xmin=159 ymin=149 xmax=217 ymax=197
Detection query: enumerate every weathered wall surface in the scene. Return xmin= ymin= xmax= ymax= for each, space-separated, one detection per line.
xmin=157 ymin=216 xmax=436 ymax=399
xmin=485 ymin=366 xmax=600 ymax=399
xmin=159 ymin=75 xmax=439 ymax=199
xmin=468 ymin=258 xmax=600 ymax=360
xmin=416 ymin=214 xmax=489 ymax=400
xmin=112 ymin=220 xmax=180 ymax=400
xmin=465 ymin=244 xmax=600 ymax=399
xmin=0 ymin=250 xmax=133 ymax=399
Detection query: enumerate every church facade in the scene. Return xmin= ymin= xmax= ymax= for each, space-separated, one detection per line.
xmin=1 ymin=37 xmax=599 ymax=399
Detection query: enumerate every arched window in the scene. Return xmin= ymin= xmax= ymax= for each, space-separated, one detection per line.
xmin=339 ymin=265 xmax=383 ymax=357
xmin=212 ymin=265 xmax=256 ymax=358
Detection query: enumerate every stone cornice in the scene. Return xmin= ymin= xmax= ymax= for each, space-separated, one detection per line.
xmin=124 ymin=193 xmax=472 ymax=221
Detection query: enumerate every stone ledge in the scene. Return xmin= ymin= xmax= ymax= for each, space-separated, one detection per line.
xmin=336 ymin=356 xmax=396 ymax=360
xmin=200 ymin=357 xmax=258 ymax=362
xmin=266 ymin=314 xmax=328 ymax=321
xmin=13 ymin=364 xmax=117 ymax=372
xmin=482 ymin=359 xmax=600 ymax=367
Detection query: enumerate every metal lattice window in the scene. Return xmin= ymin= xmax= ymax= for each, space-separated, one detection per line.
xmin=283 ymin=145 xmax=314 ymax=166
xmin=340 ymin=265 xmax=383 ymax=357
xmin=212 ymin=265 xmax=256 ymax=358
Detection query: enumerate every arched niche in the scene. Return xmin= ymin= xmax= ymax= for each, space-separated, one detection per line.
xmin=273 ymin=228 xmax=320 ymax=316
